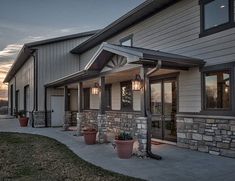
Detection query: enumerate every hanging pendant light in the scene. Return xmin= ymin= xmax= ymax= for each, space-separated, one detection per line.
xmin=91 ymin=83 xmax=99 ymax=95
xmin=132 ymin=74 xmax=142 ymax=91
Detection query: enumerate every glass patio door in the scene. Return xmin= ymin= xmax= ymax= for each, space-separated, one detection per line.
xmin=150 ymin=78 xmax=177 ymax=142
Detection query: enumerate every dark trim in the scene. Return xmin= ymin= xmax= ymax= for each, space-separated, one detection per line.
xmin=119 ymin=34 xmax=133 ymax=46
xmin=83 ymin=88 xmax=90 ymax=110
xmin=64 ymin=86 xmax=69 ymax=111
xmin=201 ymin=62 xmax=235 ymax=116
xmin=120 ymin=81 xmax=133 ymax=112
xmin=199 ymin=0 xmax=235 ymax=38
xmin=99 ymin=76 xmax=106 ymax=114
xmin=15 ymin=89 xmax=19 ymax=114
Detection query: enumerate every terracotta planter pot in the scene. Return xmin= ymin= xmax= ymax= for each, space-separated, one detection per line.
xmin=19 ymin=117 xmax=28 ymax=127
xmin=115 ymin=139 xmax=134 ymax=159
xmin=83 ymin=130 xmax=97 ymax=145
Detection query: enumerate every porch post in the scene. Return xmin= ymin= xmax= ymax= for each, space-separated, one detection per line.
xmin=63 ymin=85 xmax=71 ymax=130
xmin=97 ymin=76 xmax=107 ymax=143
xmin=135 ymin=67 xmax=148 ymax=156
xmin=76 ymin=82 xmax=84 ymax=135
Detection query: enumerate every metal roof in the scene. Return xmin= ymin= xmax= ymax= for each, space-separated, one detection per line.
xmin=3 ymin=30 xmax=99 ymax=83
xmin=71 ymin=0 xmax=178 ymax=54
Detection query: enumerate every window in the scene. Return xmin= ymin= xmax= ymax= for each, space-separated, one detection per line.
xmin=204 ymin=70 xmax=231 ymax=110
xmin=200 ymin=0 xmax=234 ymax=37
xmin=10 ymin=84 xmax=13 ymax=115
xmin=121 ymin=81 xmax=133 ymax=111
xmin=120 ymin=35 xmax=133 ymax=46
xmin=15 ymin=90 xmax=19 ymax=113
xmin=83 ymin=88 xmax=90 ymax=110
xmin=105 ymin=85 xmax=112 ymax=110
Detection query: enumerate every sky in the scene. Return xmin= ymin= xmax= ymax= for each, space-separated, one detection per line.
xmin=0 ymin=0 xmax=144 ymax=100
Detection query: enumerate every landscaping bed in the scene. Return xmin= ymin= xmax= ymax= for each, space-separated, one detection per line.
xmin=0 ymin=132 xmax=143 ymax=181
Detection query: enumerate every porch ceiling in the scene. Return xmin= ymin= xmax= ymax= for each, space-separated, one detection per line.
xmin=85 ymin=43 xmax=205 ymax=72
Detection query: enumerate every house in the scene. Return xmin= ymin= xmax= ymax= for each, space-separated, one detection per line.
xmin=4 ymin=0 xmax=235 ymax=158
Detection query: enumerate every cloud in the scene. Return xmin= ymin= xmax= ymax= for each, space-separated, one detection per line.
xmin=0 ymin=44 xmax=22 ymax=64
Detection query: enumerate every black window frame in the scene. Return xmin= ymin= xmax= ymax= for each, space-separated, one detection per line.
xmin=83 ymin=88 xmax=90 ymax=110
xmin=120 ymin=81 xmax=133 ymax=111
xmin=199 ymin=0 xmax=235 ymax=37
xmin=201 ymin=62 xmax=235 ymax=116
xmin=119 ymin=34 xmax=133 ymax=47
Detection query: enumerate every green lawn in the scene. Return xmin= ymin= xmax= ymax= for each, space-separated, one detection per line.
xmin=0 ymin=132 xmax=143 ymax=181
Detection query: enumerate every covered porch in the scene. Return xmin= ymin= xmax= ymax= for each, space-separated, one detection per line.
xmin=45 ymin=43 xmax=204 ymax=156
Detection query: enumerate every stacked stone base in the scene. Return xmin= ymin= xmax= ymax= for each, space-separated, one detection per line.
xmin=177 ymin=114 xmax=235 ymax=158
xmin=77 ymin=110 xmax=148 ymax=156
xmin=32 ymin=111 xmax=46 ymax=127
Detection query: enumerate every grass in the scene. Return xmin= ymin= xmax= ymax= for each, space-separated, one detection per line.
xmin=0 ymin=132 xmax=144 ymax=181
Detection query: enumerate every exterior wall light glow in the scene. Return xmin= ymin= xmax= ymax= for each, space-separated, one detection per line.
xmin=132 ymin=74 xmax=142 ymax=91
xmin=91 ymin=83 xmax=99 ymax=95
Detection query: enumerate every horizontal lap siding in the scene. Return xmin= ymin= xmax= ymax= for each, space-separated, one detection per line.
xmin=179 ymin=68 xmax=201 ymax=113
xmin=79 ymin=0 xmax=235 ymax=113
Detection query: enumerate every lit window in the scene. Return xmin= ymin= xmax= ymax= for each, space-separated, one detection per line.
xmin=204 ymin=70 xmax=230 ymax=109
xmin=121 ymin=81 xmax=133 ymax=111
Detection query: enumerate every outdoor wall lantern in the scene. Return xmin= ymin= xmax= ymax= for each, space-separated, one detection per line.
xmin=91 ymin=83 xmax=99 ymax=95
xmin=132 ymin=74 xmax=142 ymax=91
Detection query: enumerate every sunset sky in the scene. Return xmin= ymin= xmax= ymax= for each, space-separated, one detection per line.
xmin=0 ymin=0 xmax=144 ymax=101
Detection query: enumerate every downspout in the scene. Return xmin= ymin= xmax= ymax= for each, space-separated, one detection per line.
xmin=31 ymin=49 xmax=38 ymax=127
xmin=145 ymin=60 xmax=162 ymax=160
xmin=14 ymin=76 xmax=16 ymax=117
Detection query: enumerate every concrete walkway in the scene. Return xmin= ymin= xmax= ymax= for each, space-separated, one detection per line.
xmin=0 ymin=118 xmax=235 ymax=181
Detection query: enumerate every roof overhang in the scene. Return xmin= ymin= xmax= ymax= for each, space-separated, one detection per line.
xmin=3 ymin=46 xmax=34 ymax=83
xmin=71 ymin=0 xmax=179 ymax=54
xmin=45 ymin=70 xmax=99 ymax=88
xmin=3 ymin=30 xmax=99 ymax=83
xmin=85 ymin=43 xmax=205 ymax=72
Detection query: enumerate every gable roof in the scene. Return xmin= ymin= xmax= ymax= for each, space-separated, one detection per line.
xmin=85 ymin=43 xmax=205 ymax=71
xmin=71 ymin=0 xmax=179 ymax=54
xmin=3 ymin=30 xmax=99 ymax=83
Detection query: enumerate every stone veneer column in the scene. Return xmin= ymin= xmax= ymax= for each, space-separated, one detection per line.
xmin=97 ymin=114 xmax=107 ymax=143
xmin=63 ymin=111 xmax=71 ymax=130
xmin=76 ymin=112 xmax=84 ymax=135
xmin=33 ymin=111 xmax=45 ymax=127
xmin=135 ymin=116 xmax=148 ymax=156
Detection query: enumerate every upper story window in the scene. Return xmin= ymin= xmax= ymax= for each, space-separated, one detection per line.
xmin=200 ymin=0 xmax=234 ymax=37
xmin=120 ymin=35 xmax=133 ymax=46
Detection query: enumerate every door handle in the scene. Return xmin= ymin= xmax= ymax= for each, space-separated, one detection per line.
xmin=52 ymin=110 xmax=54 ymax=112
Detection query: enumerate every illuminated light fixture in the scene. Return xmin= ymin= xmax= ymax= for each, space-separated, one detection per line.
xmin=132 ymin=74 xmax=142 ymax=91
xmin=225 ymin=86 xmax=229 ymax=93
xmin=91 ymin=83 xmax=99 ymax=95
xmin=220 ymin=5 xmax=225 ymax=8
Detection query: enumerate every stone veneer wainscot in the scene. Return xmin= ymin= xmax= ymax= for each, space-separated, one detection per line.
xmin=177 ymin=114 xmax=235 ymax=158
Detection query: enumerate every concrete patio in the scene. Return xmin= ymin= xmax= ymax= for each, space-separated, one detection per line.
xmin=0 ymin=118 xmax=234 ymax=181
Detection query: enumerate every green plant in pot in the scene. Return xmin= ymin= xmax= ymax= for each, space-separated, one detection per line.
xmin=114 ymin=132 xmax=134 ymax=159
xmin=17 ymin=110 xmax=28 ymax=127
xmin=82 ymin=126 xmax=97 ymax=145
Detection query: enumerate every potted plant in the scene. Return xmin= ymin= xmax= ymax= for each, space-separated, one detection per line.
xmin=114 ymin=132 xmax=134 ymax=159
xmin=83 ymin=127 xmax=97 ymax=145
xmin=17 ymin=110 xmax=28 ymax=127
